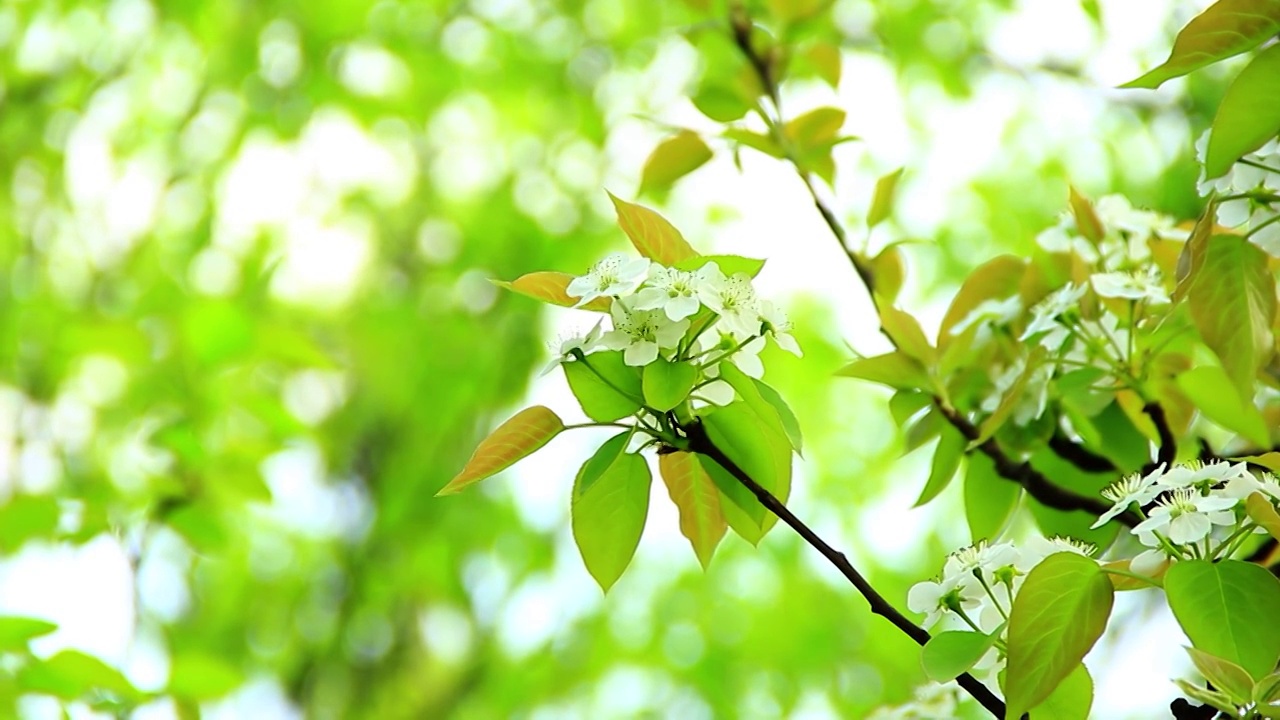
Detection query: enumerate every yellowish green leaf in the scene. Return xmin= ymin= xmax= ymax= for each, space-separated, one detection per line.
xmin=1068 ymin=186 xmax=1104 ymax=245
xmin=1247 ymin=492 xmax=1280 ymax=541
xmin=938 ymin=255 xmax=1026 ymax=345
xmin=868 ymin=167 xmax=905 ymax=228
xmin=608 ymin=192 xmax=699 ymax=265
xmin=640 ymin=130 xmax=714 ymax=195
xmin=437 ymin=406 xmax=564 ymax=495
xmin=1185 ymin=234 xmax=1276 ymax=399
xmin=658 ymin=451 xmax=727 ymax=569
xmin=1206 ymin=43 xmax=1280 ymax=178
xmin=1123 ymin=0 xmax=1280 ymax=89
xmin=494 ymin=272 xmax=612 ymax=312
xmin=572 ymin=434 xmax=651 ymax=592
xmin=836 ymin=351 xmax=930 ymax=391
xmin=880 ymin=304 xmax=936 ymax=366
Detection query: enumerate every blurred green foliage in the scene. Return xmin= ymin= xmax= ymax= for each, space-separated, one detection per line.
xmin=0 ymin=0 xmax=1231 ymax=717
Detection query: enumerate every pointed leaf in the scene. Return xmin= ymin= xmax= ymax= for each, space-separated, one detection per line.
xmin=674 ymin=254 xmax=765 ymax=277
xmin=921 ymin=629 xmax=1002 ymax=682
xmin=915 ymin=423 xmax=966 ymax=507
xmin=658 ymin=452 xmax=727 ymax=568
xmin=1004 ymin=553 xmax=1114 ymax=719
xmin=880 ymin=304 xmax=936 ymax=365
xmin=718 ymin=362 xmax=790 ymax=450
xmin=870 ymin=245 xmax=906 ymax=302
xmin=565 ymin=350 xmax=646 ymax=422
xmin=438 ymin=406 xmax=565 ymax=495
xmin=607 ymin=193 xmax=699 ymax=265
xmin=1164 ymin=559 xmax=1280 ymax=679
xmin=723 ymin=128 xmax=785 ymax=159
xmin=1176 ymin=366 xmax=1269 ymax=448
xmin=1186 ymin=647 xmax=1255 ymax=705
xmin=939 ymin=255 xmax=1026 ymax=345
xmin=494 ymin=272 xmax=612 ymax=312
xmin=1122 ymin=0 xmax=1280 ymax=89
xmin=867 ymin=167 xmax=905 ymax=228
xmin=1206 ymin=43 xmax=1280 ymax=178
xmin=0 ymin=617 xmax=58 ymax=652
xmin=698 ymin=401 xmax=792 ymax=541
xmin=1246 ymin=492 xmax=1280 ymax=541
xmin=640 ymin=130 xmax=714 ymax=194
xmin=18 ymin=650 xmax=140 ymax=701
xmin=1068 ymin=187 xmax=1104 ymax=245
xmin=572 ymin=435 xmax=652 ymax=592
xmin=836 ymin=352 xmax=930 ymax=391
xmin=642 ymin=356 xmax=698 ymax=412
xmin=804 ymin=41 xmax=842 ymax=88
xmin=752 ymin=378 xmax=803 ymax=455
xmin=169 ymin=651 xmax=243 ymax=700
xmin=783 ymin=107 xmax=846 ymax=149
xmin=701 ymin=454 xmax=767 ymax=544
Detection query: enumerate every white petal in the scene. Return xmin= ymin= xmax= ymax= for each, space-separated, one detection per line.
xmin=700 ymin=380 xmax=735 ymax=405
xmin=1168 ymin=513 xmax=1210 ymax=544
xmin=633 ymin=287 xmax=668 ymax=311
xmin=734 ymin=352 xmax=764 ymax=379
xmin=1129 ymin=549 xmax=1168 ymax=576
xmin=566 ymin=275 xmax=594 ymax=298
xmin=907 ymin=582 xmax=942 ymax=614
xmin=655 ymin=319 xmax=690 ymax=348
xmin=1131 ymin=512 xmax=1170 ymax=537
xmin=776 ymin=332 xmax=802 ymax=357
xmin=666 ymin=295 xmax=701 ymax=321
xmin=601 ymin=330 xmax=630 ymax=350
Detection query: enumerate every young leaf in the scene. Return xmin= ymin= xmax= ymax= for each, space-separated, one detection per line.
xmin=701 ymin=453 xmax=768 ymax=541
xmin=1175 ymin=365 xmax=1270 ymax=448
xmin=607 ymin=192 xmax=699 ymax=265
xmin=1004 ymin=553 xmax=1114 ymax=719
xmin=699 ymin=401 xmax=792 ymax=540
xmin=674 ymin=254 xmax=766 ymax=278
xmin=1164 ymin=559 xmax=1280 ymax=679
xmin=879 ymin=305 xmax=936 ymax=365
xmin=1122 ymin=0 xmax=1280 ymax=89
xmin=658 ymin=451 xmax=728 ymax=569
xmin=867 ymin=167 xmax=904 ymax=228
xmin=921 ymin=629 xmax=1001 ymax=682
xmin=964 ymin=452 xmax=1021 ymax=542
xmin=168 ymin=651 xmax=243 ymax=700
xmin=717 ymin=362 xmax=791 ymax=451
xmin=804 ymin=41 xmax=842 ymax=88
xmin=640 ymin=130 xmax=714 ymax=195
xmin=564 ymin=350 xmax=645 ymax=422
xmin=571 ymin=435 xmax=652 ymax=592
xmin=1185 ymin=647 xmax=1255 ymax=705
xmin=836 ymin=352 xmax=930 ymax=391
xmin=870 ymin=245 xmax=906 ymax=302
xmin=752 ymin=378 xmax=803 ymax=455
xmin=1257 ymin=671 xmax=1280 ymax=704
xmin=915 ymin=423 xmax=966 ymax=507
xmin=0 ymin=617 xmax=58 ymax=652
xmin=1206 ymin=43 xmax=1280 ymax=178
xmin=1068 ymin=186 xmax=1105 ymax=245
xmin=1246 ymin=492 xmax=1280 ymax=540
xmin=693 ymin=84 xmax=752 ymax=123
xmin=18 ymin=650 xmax=140 ymax=701
xmin=1028 ymin=664 xmax=1093 ymax=720
xmin=1185 ymin=233 xmax=1277 ymax=398
xmin=437 ymin=406 xmax=565 ymax=495
xmin=723 ymin=128 xmax=785 ymax=159
xmin=1174 ymin=678 xmax=1243 ymax=716
xmin=783 ymin=107 xmax=846 ymax=149
xmin=642 ymin=356 xmax=698 ymax=412
xmin=493 ymin=272 xmax=612 ymax=312
xmin=938 ymin=255 xmax=1025 ymax=345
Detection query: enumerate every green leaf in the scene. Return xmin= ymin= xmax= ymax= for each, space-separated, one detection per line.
xmin=0 ymin=495 xmax=60 ymax=553
xmin=0 ymin=617 xmax=58 ymax=652
xmin=974 ymin=356 xmax=1036 ymax=447
xmin=571 ymin=435 xmax=652 ymax=592
xmin=870 ymin=245 xmax=906 ymax=302
xmin=1028 ymin=664 xmax=1093 ymax=720
xmin=921 ymin=629 xmax=1002 ymax=682
xmin=437 ymin=406 xmax=565 ymax=495
xmin=938 ymin=255 xmax=1025 ymax=346
xmin=693 ymin=84 xmax=752 ymax=123
xmin=564 ymin=351 xmax=645 ymax=422
xmin=964 ymin=452 xmax=1021 ymax=542
xmin=640 ymin=130 xmax=714 ymax=195
xmin=1185 ymin=647 xmax=1255 ymax=705
xmin=1068 ymin=186 xmax=1105 ymax=245
xmin=752 ymin=378 xmax=803 ymax=455
xmin=1176 ymin=365 xmax=1270 ymax=447
xmin=658 ymin=451 xmax=727 ymax=568
xmin=723 ymin=128 xmax=785 ymax=159
xmin=493 ymin=271 xmax=613 ymax=312
xmin=803 ymin=41 xmax=842 ymax=88
xmin=889 ymin=389 xmax=933 ymax=427
xmin=717 ymin=362 xmax=792 ymax=452
xmin=879 ymin=305 xmax=936 ymax=365
xmin=701 ymin=454 xmax=767 ymax=543
xmin=836 ymin=351 xmax=930 ymax=391
xmin=867 ymin=167 xmax=904 ymax=228
xmin=1257 ymin=670 xmax=1280 ymax=704
xmin=1206 ymin=43 xmax=1280 ymax=178
xmin=1174 ymin=678 xmax=1243 ymax=716
xmin=607 ymin=192 xmax=700 ymax=265
xmin=1185 ymin=233 xmax=1277 ymax=398
xmin=1121 ymin=0 xmax=1280 ymax=89
xmin=642 ymin=357 xmax=698 ymax=412
xmin=915 ymin=423 xmax=965 ymax=507
xmin=699 ymin=401 xmax=792 ymax=541
xmin=1005 ymin=553 xmax=1114 ymax=719
xmin=784 ymin=107 xmax=846 ymax=148
xmin=767 ymin=0 xmax=831 ymax=23
xmin=1164 ymin=559 xmax=1280 ymax=679
xmin=18 ymin=650 xmax=140 ymax=701
xmin=1246 ymin=492 xmax=1280 ymax=541
xmin=169 ymin=651 xmax=243 ymax=700
xmin=674 ymin=254 xmax=766 ymax=278
xmin=1237 ymin=451 xmax=1280 ymax=471
xmin=1026 ymin=449 xmax=1121 ymax=550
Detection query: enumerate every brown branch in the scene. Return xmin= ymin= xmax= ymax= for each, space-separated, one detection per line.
xmin=683 ymin=421 xmax=1008 ymax=719
xmin=1047 ymin=431 xmax=1117 ymax=474
xmin=1142 ymin=402 xmax=1177 ymax=471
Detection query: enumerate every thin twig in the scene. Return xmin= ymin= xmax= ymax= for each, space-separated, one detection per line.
xmin=1047 ymin=432 xmax=1117 ymax=474
xmin=683 ymin=421 xmax=1008 ymax=719
xmin=1142 ymin=402 xmax=1177 ymax=471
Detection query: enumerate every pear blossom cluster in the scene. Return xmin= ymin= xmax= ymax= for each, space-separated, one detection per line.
xmin=866 ymin=680 xmax=963 ymax=720
xmin=1196 ymin=132 xmax=1280 ymax=257
xmin=547 ymin=253 xmax=801 ymax=402
xmin=907 ymin=537 xmax=1098 ymax=675
xmin=1091 ymin=459 xmax=1280 ymax=574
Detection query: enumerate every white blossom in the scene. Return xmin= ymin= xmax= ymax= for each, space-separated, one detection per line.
xmin=696 ymin=265 xmax=760 ymax=338
xmin=907 ymin=568 xmax=984 ymax=629
xmin=1131 ymin=488 xmax=1238 ymax=545
xmin=566 ymin=253 xmax=650 ymax=307
xmin=980 ymin=359 xmax=1050 ymax=425
xmin=601 ymin=299 xmax=689 ymax=366
xmin=1221 ymin=471 xmax=1280 ymax=503
xmin=1018 ymin=536 xmax=1098 ymax=570
xmin=1021 ymin=284 xmax=1085 ymax=342
xmin=758 ymin=300 xmax=802 ymax=356
xmin=1090 ymin=267 xmax=1169 ymax=304
xmin=1157 ymin=460 xmax=1249 ymax=491
xmin=633 ymin=264 xmax=712 ymax=321
xmin=1092 ymin=465 xmax=1165 ymax=529
xmin=540 ymin=320 xmax=603 ymax=376
xmin=953 ymin=296 xmax=1022 ymax=344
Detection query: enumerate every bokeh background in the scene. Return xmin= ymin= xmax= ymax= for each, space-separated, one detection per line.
xmin=0 ymin=0 xmax=1235 ymax=717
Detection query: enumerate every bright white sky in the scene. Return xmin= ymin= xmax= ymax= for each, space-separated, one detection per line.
xmin=1 ymin=0 xmax=1211 ymax=717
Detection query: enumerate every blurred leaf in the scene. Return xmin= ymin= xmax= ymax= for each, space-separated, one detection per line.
xmin=803 ymin=41 xmax=842 ymax=88
xmin=1068 ymin=187 xmax=1104 ymax=245
xmin=436 ymin=406 xmax=565 ymax=496
xmin=871 ymin=245 xmax=906 ymax=302
xmin=1164 ymin=559 xmax=1280 ymax=679
xmin=767 ymin=0 xmax=831 ymax=23
xmin=1005 ymin=553 xmax=1113 ymax=719
xmin=0 ymin=495 xmax=59 ymax=553
xmin=495 ymin=272 xmax=613 ymax=312
xmin=1175 ymin=366 xmax=1270 ymax=448
xmin=868 ymin=168 xmax=905 ymax=228
xmin=658 ymin=451 xmax=727 ymax=569
xmin=608 ymin=193 xmax=700 ymax=265
xmin=565 ymin=351 xmax=646 ymax=422
xmin=836 ymin=352 xmax=930 ymax=391
xmin=915 ymin=423 xmax=965 ymax=506
xmin=1123 ymin=0 xmax=1280 ymax=89
xmin=642 ymin=356 xmax=698 ymax=411
xmin=572 ymin=437 xmax=651 ymax=592
xmin=169 ymin=651 xmax=243 ymax=700
xmin=0 ymin=617 xmax=58 ymax=652
xmin=724 ymin=128 xmax=785 ymax=159
xmin=1246 ymin=493 xmax=1280 ymax=541
xmin=783 ymin=107 xmax=846 ymax=147
xmin=880 ymin=304 xmax=936 ymax=366
xmin=964 ymin=452 xmax=1020 ymax=541
xmin=1206 ymin=43 xmax=1280 ymax=177
xmin=693 ymin=84 xmax=752 ymax=122
xmin=938 ymin=255 xmax=1025 ymax=345
xmin=18 ymin=650 xmax=139 ymax=701
xmin=640 ymin=130 xmax=714 ymax=195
